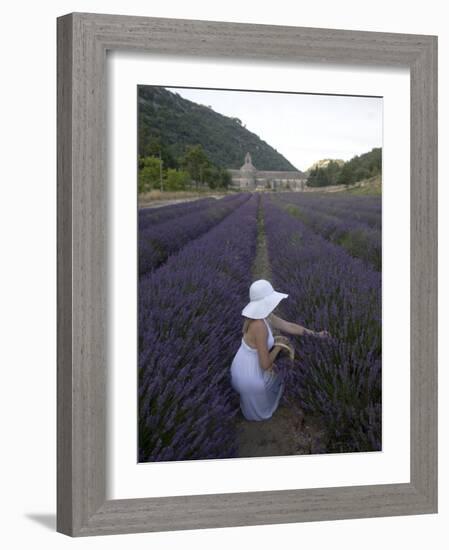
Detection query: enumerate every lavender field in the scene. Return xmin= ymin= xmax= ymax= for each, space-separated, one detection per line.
xmin=138 ymin=191 xmax=382 ymax=462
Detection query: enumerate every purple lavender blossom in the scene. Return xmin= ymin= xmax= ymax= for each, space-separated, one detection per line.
xmin=262 ymin=195 xmax=381 ymax=452
xmin=139 ymin=195 xmax=258 ymax=462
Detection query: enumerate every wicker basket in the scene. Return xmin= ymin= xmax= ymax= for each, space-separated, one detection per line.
xmin=274 ymin=336 xmax=295 ymax=361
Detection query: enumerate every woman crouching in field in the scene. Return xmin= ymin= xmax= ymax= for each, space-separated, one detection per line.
xmin=230 ymin=279 xmax=329 ymax=421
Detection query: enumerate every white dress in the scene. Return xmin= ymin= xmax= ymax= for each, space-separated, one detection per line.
xmin=230 ymin=318 xmax=285 ymax=421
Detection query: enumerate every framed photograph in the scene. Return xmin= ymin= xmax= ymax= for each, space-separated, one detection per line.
xmin=57 ymin=12 xmax=437 ymax=536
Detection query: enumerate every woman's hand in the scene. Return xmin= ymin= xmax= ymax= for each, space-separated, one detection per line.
xmin=269 ymin=314 xmax=331 ymax=340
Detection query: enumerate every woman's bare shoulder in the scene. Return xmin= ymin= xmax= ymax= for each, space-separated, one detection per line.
xmin=248 ymin=319 xmax=268 ymax=335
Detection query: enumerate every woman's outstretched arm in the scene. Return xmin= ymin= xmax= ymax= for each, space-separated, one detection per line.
xmin=269 ymin=313 xmax=329 ymax=337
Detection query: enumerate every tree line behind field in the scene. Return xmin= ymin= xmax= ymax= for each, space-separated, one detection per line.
xmin=138 ymin=142 xmax=232 ymax=193
xmin=306 ymin=148 xmax=382 ymax=188
xmin=137 ymin=84 xmax=382 ymax=193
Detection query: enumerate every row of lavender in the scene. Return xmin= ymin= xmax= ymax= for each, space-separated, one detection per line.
xmin=139 ymin=193 xmax=250 ymax=276
xmin=138 ymin=195 xmax=259 ymax=461
xmin=287 ymin=192 xmax=381 ymax=229
xmin=139 ymin=195 xmax=230 ymax=231
xmin=263 ymin=195 xmax=381 ymax=453
xmin=273 ymin=193 xmax=381 ymax=271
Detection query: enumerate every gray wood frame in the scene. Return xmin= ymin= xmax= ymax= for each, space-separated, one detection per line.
xmin=57 ymin=12 xmax=438 ymax=537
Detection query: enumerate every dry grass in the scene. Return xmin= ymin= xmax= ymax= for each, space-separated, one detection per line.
xmin=344 ymin=175 xmax=382 ymax=195
xmin=139 ymin=190 xmax=228 ymax=203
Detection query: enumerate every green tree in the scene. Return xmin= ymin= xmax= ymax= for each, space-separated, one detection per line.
xmin=336 ymin=162 xmax=354 ymax=185
xmin=308 ymin=149 xmax=382 ymax=188
xmin=306 ymin=167 xmax=319 ymax=187
xmin=146 ymin=136 xmax=162 ymax=156
xmin=139 ymin=133 xmax=179 ymax=170
xmin=337 ymin=148 xmax=382 ymax=185
xmin=307 ymin=167 xmax=330 ymax=187
xmin=138 ymin=156 xmax=163 ymax=193
xmin=180 ymin=145 xmax=211 ymax=187
xmin=219 ymin=168 xmax=232 ymax=189
xmin=165 ymin=168 xmax=191 ymax=191
xmin=202 ymin=164 xmax=217 ymax=188
xmin=326 ymin=160 xmax=340 ymax=186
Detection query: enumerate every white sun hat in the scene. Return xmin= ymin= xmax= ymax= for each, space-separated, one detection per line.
xmin=241 ymin=279 xmax=288 ymax=319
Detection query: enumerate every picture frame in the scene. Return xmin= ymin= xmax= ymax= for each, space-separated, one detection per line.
xmin=57 ymin=12 xmax=438 ymax=537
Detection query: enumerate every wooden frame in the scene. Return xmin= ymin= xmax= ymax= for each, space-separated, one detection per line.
xmin=57 ymin=12 xmax=438 ymax=536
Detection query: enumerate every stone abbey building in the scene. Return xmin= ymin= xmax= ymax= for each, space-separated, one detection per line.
xmin=228 ymin=152 xmax=307 ymax=191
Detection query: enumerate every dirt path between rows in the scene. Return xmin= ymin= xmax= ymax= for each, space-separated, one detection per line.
xmin=234 ymin=196 xmax=328 ymax=458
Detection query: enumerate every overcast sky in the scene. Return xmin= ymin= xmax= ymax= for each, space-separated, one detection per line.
xmin=166 ymin=86 xmax=382 ymax=172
